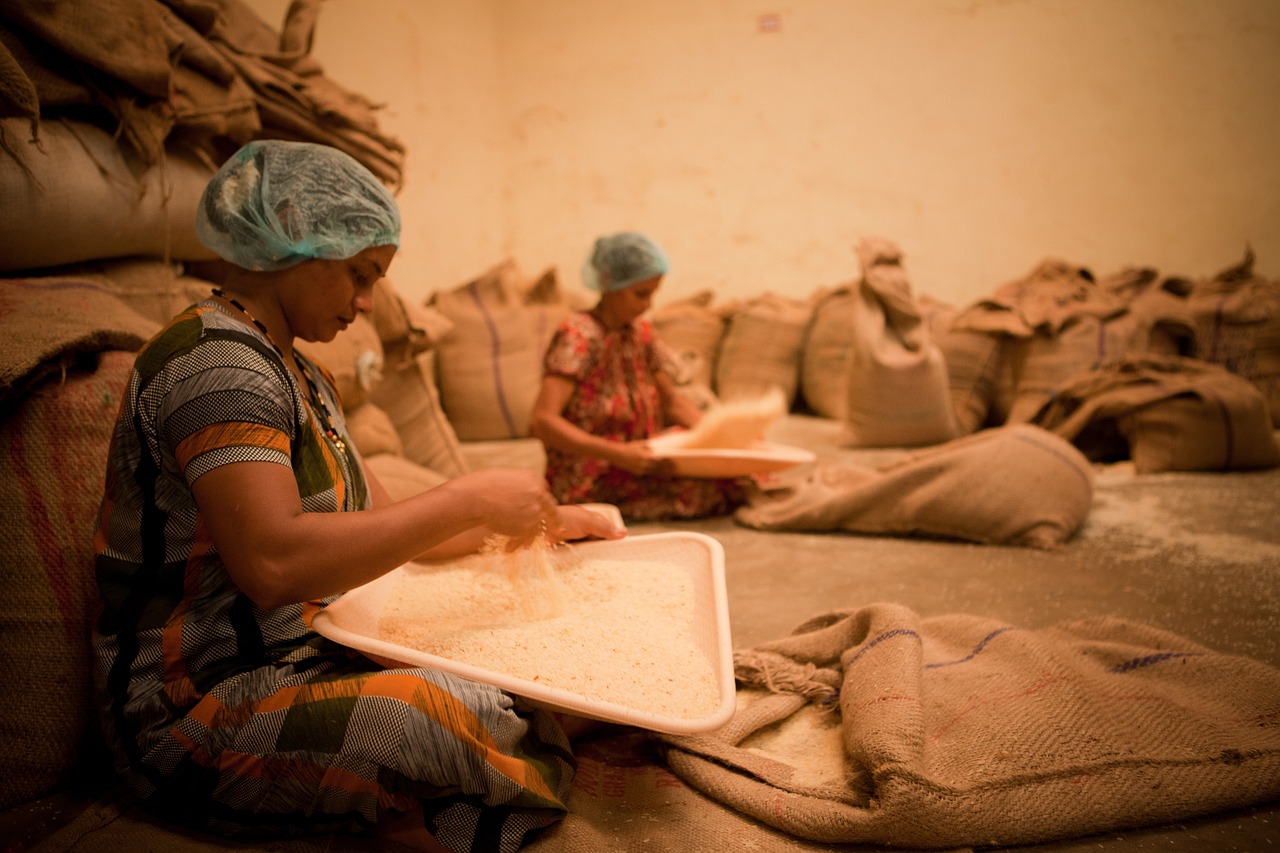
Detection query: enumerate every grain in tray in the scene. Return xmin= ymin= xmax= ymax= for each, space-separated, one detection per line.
xmin=378 ymin=544 xmax=720 ymax=721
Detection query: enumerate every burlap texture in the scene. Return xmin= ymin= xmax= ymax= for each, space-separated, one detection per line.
xmin=1186 ymin=248 xmax=1280 ymax=427
xmin=658 ymin=604 xmax=1280 ymax=848
xmin=431 ymin=259 xmax=545 ymax=440
xmin=300 ymin=314 xmax=384 ymax=412
xmin=799 ymin=283 xmax=855 ymax=419
xmin=0 ymin=350 xmax=134 ymax=809
xmin=650 ymin=290 xmax=729 ymax=392
xmin=363 ymin=453 xmax=449 ymax=505
xmin=371 ymin=350 xmax=469 ymax=480
xmin=0 ymin=0 xmax=403 ymax=186
xmin=344 ymin=402 xmax=404 ymax=459
xmin=0 ymin=118 xmax=219 ymax=271
xmin=844 ymin=238 xmax=959 ymax=448
xmin=935 ymin=325 xmax=1004 ymax=433
xmin=1000 ymin=276 xmax=1196 ymax=425
xmin=715 ymin=292 xmax=811 ymax=405
xmin=1031 ymin=354 xmax=1280 ymax=472
xmin=370 ymin=278 xmax=455 ymax=371
xmin=50 ymin=257 xmax=216 ymax=325
xmin=0 ymin=277 xmax=158 ymax=405
xmin=735 ymin=424 xmax=1093 ymax=549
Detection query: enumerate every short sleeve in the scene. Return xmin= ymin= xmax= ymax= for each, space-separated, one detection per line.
xmin=543 ymin=315 xmax=601 ymax=382
xmin=153 ymin=336 xmax=297 ymax=486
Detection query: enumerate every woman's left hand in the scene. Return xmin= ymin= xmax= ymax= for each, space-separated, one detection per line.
xmin=547 ymin=505 xmax=628 ymax=543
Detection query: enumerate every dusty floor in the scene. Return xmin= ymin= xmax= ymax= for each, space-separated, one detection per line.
xmin=616 ymin=415 xmax=1280 ymax=851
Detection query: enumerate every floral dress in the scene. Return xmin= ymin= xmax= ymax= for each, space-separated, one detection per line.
xmin=542 ymin=311 xmax=745 ymax=520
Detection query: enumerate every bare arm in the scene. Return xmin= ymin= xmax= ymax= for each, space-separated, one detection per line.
xmin=194 ymin=461 xmax=563 ymax=610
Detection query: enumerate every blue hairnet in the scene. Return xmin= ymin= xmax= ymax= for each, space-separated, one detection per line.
xmin=582 ymin=231 xmax=670 ymax=293
xmin=195 ymin=140 xmax=401 ymax=271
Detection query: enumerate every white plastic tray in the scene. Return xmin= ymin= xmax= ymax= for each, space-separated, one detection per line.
xmin=312 ymin=532 xmax=735 ymax=735
xmin=648 ymin=433 xmax=816 ymax=478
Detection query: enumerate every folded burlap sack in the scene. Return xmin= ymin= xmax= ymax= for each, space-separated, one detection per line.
xmin=1031 ymin=354 xmax=1280 ymax=472
xmin=0 ymin=277 xmax=158 ymax=405
xmin=844 ymin=237 xmax=959 ymax=448
xmin=1186 ymin=248 xmax=1280 ymax=427
xmin=1 ymin=350 xmax=136 ymax=809
xmin=658 ymin=604 xmax=1280 ymax=848
xmin=735 ymin=423 xmax=1093 ymax=548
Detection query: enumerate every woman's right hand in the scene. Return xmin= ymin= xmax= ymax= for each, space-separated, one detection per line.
xmin=449 ymin=468 xmax=559 ymax=547
xmin=610 ymin=441 xmax=674 ymax=476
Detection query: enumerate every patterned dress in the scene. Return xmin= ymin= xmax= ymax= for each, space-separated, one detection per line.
xmin=92 ymin=300 xmax=573 ymax=851
xmin=542 ymin=311 xmax=745 ymax=520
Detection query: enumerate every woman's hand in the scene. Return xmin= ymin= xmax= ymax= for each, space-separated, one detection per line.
xmin=445 ymin=468 xmax=559 ymax=549
xmin=547 ymin=505 xmax=628 ymax=543
xmin=609 ymin=440 xmax=675 ymax=476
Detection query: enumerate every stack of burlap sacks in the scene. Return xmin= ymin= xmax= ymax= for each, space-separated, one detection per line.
xmin=649 ymin=239 xmax=1280 ymax=472
xmin=403 ymin=237 xmax=1280 ymax=491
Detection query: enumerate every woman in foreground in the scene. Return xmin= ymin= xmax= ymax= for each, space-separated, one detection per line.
xmin=92 ymin=139 xmax=621 ymax=852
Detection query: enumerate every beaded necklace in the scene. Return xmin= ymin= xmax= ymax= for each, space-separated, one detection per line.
xmin=211 ymin=288 xmax=349 ymax=455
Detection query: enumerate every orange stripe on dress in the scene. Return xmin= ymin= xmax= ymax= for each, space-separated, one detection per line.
xmin=175 ymin=422 xmax=290 ymax=470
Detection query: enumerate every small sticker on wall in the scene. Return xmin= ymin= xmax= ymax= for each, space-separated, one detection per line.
xmin=757 ymin=13 xmax=782 ymax=33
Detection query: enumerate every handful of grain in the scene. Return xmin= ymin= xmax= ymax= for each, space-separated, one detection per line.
xmin=663 ymin=387 xmax=787 ymax=450
xmin=478 ymin=532 xmax=574 ymax=619
xmin=379 ymin=549 xmax=720 ymax=721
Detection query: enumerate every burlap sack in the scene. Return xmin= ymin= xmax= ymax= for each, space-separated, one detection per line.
xmin=799 ymin=284 xmax=855 ymax=419
xmin=715 ymin=292 xmax=811 ymax=405
xmin=952 ymin=259 xmax=1125 ymax=424
xmin=735 ymin=424 xmax=1093 ymax=549
xmin=0 ymin=350 xmax=134 ymax=809
xmin=370 ymin=278 xmax=455 ymax=371
xmin=431 ymin=259 xmax=544 ymax=440
xmin=658 ymin=604 xmax=1280 ymax=848
xmin=935 ymin=326 xmax=1004 ymax=433
xmin=1031 ymin=355 xmax=1280 ymax=473
xmin=650 ymin=289 xmax=729 ymax=391
xmin=1186 ymin=249 xmax=1280 ymax=427
xmin=844 ymin=238 xmax=959 ymax=448
xmin=523 ymin=266 xmax=583 ymax=362
xmin=48 ymin=257 xmax=217 ymax=326
xmin=371 ymin=350 xmax=469 ymax=480
xmin=344 ymin=402 xmax=404 ymax=459
xmin=954 ymin=259 xmax=1123 ymax=337
xmin=1000 ymin=273 xmax=1196 ymax=425
xmin=2 ymin=0 xmax=403 ymax=184
xmin=0 ymin=277 xmax=158 ymax=405
xmin=0 ymin=118 xmax=217 ymax=271
xmin=363 ymin=453 xmax=449 ymax=504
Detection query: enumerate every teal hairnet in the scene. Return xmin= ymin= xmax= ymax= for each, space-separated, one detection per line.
xmin=195 ymin=140 xmax=401 ymax=271
xmin=582 ymin=231 xmax=670 ymax=293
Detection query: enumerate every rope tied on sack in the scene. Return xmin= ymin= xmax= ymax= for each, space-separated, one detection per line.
xmin=734 ymin=649 xmax=841 ymax=710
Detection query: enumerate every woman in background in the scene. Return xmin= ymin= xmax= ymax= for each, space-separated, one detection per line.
xmin=530 ymin=231 xmax=747 ymax=520
xmin=92 ymin=139 xmax=621 ymax=853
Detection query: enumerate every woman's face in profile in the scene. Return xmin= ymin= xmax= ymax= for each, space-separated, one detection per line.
xmin=278 ymin=243 xmax=397 ymax=343
xmin=603 ymin=275 xmax=663 ymax=325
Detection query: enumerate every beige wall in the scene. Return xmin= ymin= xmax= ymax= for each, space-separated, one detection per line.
xmin=247 ymin=0 xmax=1280 ymax=308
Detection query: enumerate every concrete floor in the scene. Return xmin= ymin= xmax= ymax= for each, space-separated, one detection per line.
xmin=12 ymin=418 xmax=1278 ymax=852
xmin=622 ymin=416 xmax=1280 ymax=851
